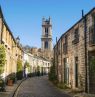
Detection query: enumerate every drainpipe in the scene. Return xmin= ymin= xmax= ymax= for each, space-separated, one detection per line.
xmin=0 ymin=6 xmax=3 ymax=44
xmin=61 ymin=37 xmax=63 ymax=83
xmin=53 ymin=46 xmax=55 ymax=66
xmin=56 ymin=37 xmax=59 ymax=82
xmin=0 ymin=16 xmax=3 ymax=44
xmin=83 ymin=10 xmax=88 ymax=93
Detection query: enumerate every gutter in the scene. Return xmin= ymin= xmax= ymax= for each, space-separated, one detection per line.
xmin=0 ymin=16 xmax=3 ymax=44
xmin=84 ymin=15 xmax=88 ymax=93
xmin=61 ymin=37 xmax=63 ymax=83
xmin=56 ymin=37 xmax=59 ymax=82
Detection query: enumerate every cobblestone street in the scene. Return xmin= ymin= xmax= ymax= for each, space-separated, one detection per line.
xmin=16 ymin=76 xmax=71 ymax=97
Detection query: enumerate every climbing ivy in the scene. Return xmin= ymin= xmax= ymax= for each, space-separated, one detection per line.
xmin=0 ymin=44 xmax=6 ymax=77
xmin=17 ymin=59 xmax=22 ymax=72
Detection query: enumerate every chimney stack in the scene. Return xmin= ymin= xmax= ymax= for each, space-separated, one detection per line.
xmin=82 ymin=10 xmax=84 ymax=18
xmin=56 ymin=37 xmax=57 ymax=43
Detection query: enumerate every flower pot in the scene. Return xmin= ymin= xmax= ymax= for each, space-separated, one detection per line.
xmin=7 ymin=79 xmax=13 ymax=86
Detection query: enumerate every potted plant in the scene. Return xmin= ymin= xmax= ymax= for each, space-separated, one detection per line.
xmin=7 ymin=78 xmax=13 ymax=86
xmin=7 ymin=73 xmax=15 ymax=86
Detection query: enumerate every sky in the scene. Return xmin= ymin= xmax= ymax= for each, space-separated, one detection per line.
xmin=0 ymin=0 xmax=95 ymax=48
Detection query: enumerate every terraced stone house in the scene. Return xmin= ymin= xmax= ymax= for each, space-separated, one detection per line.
xmin=54 ymin=8 xmax=95 ymax=93
xmin=0 ymin=7 xmax=23 ymax=80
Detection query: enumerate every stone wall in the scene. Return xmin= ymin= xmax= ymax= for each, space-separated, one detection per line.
xmin=54 ymin=8 xmax=95 ymax=93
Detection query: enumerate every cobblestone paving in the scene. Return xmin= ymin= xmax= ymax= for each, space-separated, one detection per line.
xmin=16 ymin=76 xmax=71 ymax=97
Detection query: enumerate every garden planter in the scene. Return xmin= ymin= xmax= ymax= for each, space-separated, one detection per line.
xmin=7 ymin=79 xmax=13 ymax=86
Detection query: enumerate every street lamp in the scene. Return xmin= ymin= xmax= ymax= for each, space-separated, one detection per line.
xmin=16 ymin=36 xmax=20 ymax=44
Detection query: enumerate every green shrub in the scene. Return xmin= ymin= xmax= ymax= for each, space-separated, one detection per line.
xmin=17 ymin=59 xmax=23 ymax=80
xmin=8 ymin=73 xmax=16 ymax=83
xmin=57 ymin=82 xmax=70 ymax=89
xmin=16 ymin=71 xmax=23 ymax=80
xmin=17 ymin=59 xmax=23 ymax=72
xmin=0 ymin=78 xmax=5 ymax=91
xmin=49 ymin=59 xmax=57 ymax=82
xmin=27 ymin=73 xmax=33 ymax=77
xmin=0 ymin=45 xmax=6 ymax=91
xmin=0 ymin=45 xmax=6 ymax=76
xmin=37 ymin=71 xmax=40 ymax=76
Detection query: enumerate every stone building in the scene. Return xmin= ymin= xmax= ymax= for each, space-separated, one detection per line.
xmin=31 ymin=47 xmax=43 ymax=57
xmin=54 ymin=8 xmax=95 ymax=93
xmin=24 ymin=51 xmax=51 ymax=75
xmin=31 ymin=47 xmax=38 ymax=56
xmin=0 ymin=7 xmax=23 ymax=80
xmin=41 ymin=17 xmax=53 ymax=60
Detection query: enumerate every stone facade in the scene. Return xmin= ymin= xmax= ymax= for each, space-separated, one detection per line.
xmin=24 ymin=51 xmax=51 ymax=75
xmin=31 ymin=47 xmax=43 ymax=57
xmin=0 ymin=7 xmax=23 ymax=80
xmin=54 ymin=8 xmax=95 ymax=93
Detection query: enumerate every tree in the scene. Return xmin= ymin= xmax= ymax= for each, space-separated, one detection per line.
xmin=0 ymin=45 xmax=6 ymax=91
xmin=17 ymin=59 xmax=23 ymax=72
xmin=0 ymin=45 xmax=6 ymax=77
xmin=16 ymin=59 xmax=23 ymax=80
xmin=49 ymin=59 xmax=57 ymax=83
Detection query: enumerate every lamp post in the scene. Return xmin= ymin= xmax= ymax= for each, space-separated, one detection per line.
xmin=16 ymin=36 xmax=20 ymax=44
